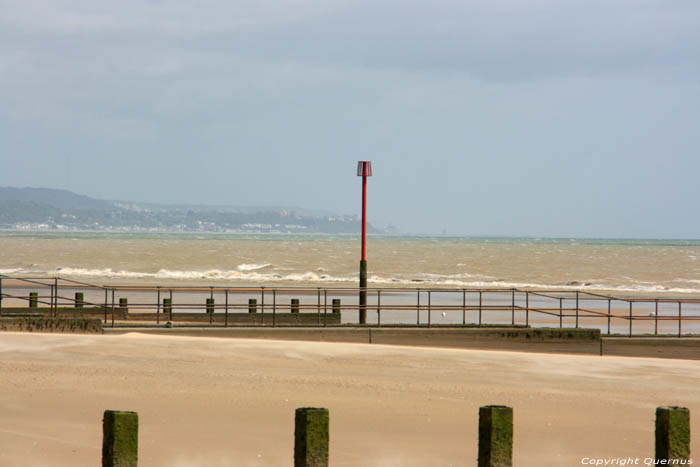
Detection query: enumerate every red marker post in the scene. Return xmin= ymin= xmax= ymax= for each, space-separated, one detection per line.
xmin=357 ymin=161 xmax=372 ymax=324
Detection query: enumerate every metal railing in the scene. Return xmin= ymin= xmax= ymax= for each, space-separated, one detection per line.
xmin=1 ymin=275 xmax=699 ymax=336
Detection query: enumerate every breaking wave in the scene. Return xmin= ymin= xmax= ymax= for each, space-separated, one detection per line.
xmin=3 ymin=266 xmax=699 ymax=294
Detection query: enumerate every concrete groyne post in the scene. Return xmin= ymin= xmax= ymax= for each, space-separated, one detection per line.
xmin=332 ymin=299 xmax=341 ymax=314
xmin=478 ymin=405 xmax=513 ymax=467
xmin=163 ymin=298 xmax=172 ymax=320
xmin=75 ymin=292 xmax=84 ymax=308
xmin=295 ymin=407 xmax=329 ymax=467
xmin=206 ymin=298 xmax=215 ymax=324
xmin=102 ymin=410 xmax=138 ymax=467
xmin=249 ymin=298 xmax=257 ymax=314
xmin=291 ymin=299 xmax=300 ymax=314
xmin=655 ymin=406 xmax=690 ymax=461
xmin=29 ymin=292 xmax=38 ymax=308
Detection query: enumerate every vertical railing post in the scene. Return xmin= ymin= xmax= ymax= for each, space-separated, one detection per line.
xmin=295 ymin=407 xmax=329 ymax=467
xmin=654 ymin=299 xmax=658 ymax=336
xmin=261 ymin=287 xmax=265 ymax=326
xmin=169 ymin=289 xmax=173 ymax=323
xmin=559 ymin=298 xmax=563 ymax=329
xmin=104 ymin=289 xmax=108 ymax=324
xmin=102 ymin=410 xmax=138 ymax=467
xmin=607 ymin=299 xmax=611 ymax=335
xmin=511 ymin=289 xmax=515 ymax=325
xmin=629 ymin=302 xmax=633 ymax=337
xmin=678 ymin=302 xmax=682 ymax=337
xmin=272 ymin=289 xmax=276 ymax=327
xmin=54 ymin=277 xmax=58 ymax=317
xmin=225 ymin=290 xmax=229 ymax=327
xmin=575 ymin=291 xmax=579 ymax=328
xmin=323 ymin=289 xmax=328 ymax=327
xmin=479 ymin=291 xmax=482 ymax=326
xmin=156 ymin=287 xmax=161 ymax=325
xmin=376 ymin=289 xmax=381 ymax=327
xmin=317 ymin=288 xmax=321 ymax=325
xmin=629 ymin=300 xmax=632 ymax=337
xmin=427 ymin=290 xmax=431 ymax=328
xmin=462 ymin=289 xmax=466 ymax=326
xmin=416 ymin=289 xmax=420 ymax=325
xmin=525 ymin=291 xmax=529 ymax=327
xmin=0 ymin=276 xmax=3 ymax=312
xmin=655 ymin=406 xmax=690 ymax=462
xmin=478 ymin=405 xmax=513 ymax=467
xmin=111 ymin=288 xmax=115 ymax=328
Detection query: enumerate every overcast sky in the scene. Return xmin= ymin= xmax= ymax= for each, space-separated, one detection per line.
xmin=1 ymin=0 xmax=699 ymax=237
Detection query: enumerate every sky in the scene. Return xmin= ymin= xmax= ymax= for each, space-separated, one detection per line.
xmin=1 ymin=0 xmax=699 ymax=237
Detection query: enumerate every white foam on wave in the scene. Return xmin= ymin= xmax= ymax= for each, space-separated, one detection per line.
xmin=236 ymin=263 xmax=271 ymax=272
xmin=0 ymin=268 xmax=23 ymax=275
xmin=5 ymin=266 xmax=699 ymax=294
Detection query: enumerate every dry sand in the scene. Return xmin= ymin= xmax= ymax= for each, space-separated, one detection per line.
xmin=0 ymin=333 xmax=698 ymax=466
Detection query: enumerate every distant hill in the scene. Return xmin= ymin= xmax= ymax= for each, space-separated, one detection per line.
xmin=0 ymin=187 xmax=381 ymax=234
xmin=0 ymin=187 xmax=113 ymax=210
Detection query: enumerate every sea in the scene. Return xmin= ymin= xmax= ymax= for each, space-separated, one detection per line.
xmin=1 ymin=231 xmax=700 ymax=296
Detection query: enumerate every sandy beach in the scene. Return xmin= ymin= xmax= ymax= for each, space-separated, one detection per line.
xmin=0 ymin=333 xmax=697 ymax=466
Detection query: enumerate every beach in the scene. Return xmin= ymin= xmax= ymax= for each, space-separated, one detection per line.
xmin=0 ymin=332 xmax=697 ymax=466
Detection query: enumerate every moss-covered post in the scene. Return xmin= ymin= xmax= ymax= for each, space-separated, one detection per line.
xmin=163 ymin=298 xmax=172 ymax=320
xmin=332 ymin=299 xmax=341 ymax=314
xmin=119 ymin=298 xmax=128 ymax=317
xmin=291 ymin=298 xmax=300 ymax=314
xmin=656 ymin=406 xmax=690 ymax=461
xmin=249 ymin=298 xmax=257 ymax=314
xmin=29 ymin=292 xmax=38 ymax=308
xmin=478 ymin=405 xmax=513 ymax=467
xmin=295 ymin=407 xmax=329 ymax=467
xmin=75 ymin=292 xmax=84 ymax=308
xmin=102 ymin=410 xmax=138 ymax=467
xmin=206 ymin=298 xmax=215 ymax=324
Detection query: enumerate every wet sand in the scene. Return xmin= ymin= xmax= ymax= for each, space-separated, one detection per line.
xmin=0 ymin=332 xmax=698 ymax=466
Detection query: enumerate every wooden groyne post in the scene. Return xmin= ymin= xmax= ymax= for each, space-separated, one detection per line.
xmin=75 ymin=292 xmax=84 ymax=308
xmin=119 ymin=298 xmax=128 ymax=316
xmin=163 ymin=298 xmax=172 ymax=320
xmin=29 ymin=292 xmax=38 ymax=308
xmin=102 ymin=410 xmax=138 ymax=467
xmin=295 ymin=407 xmax=329 ymax=467
xmin=249 ymin=298 xmax=257 ymax=314
xmin=291 ymin=298 xmax=300 ymax=314
xmin=332 ymin=299 xmax=341 ymax=314
xmin=656 ymin=406 xmax=690 ymax=461
xmin=206 ymin=298 xmax=215 ymax=324
xmin=478 ymin=405 xmax=513 ymax=467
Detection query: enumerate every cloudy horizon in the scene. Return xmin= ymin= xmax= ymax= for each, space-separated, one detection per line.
xmin=1 ymin=1 xmax=699 ymax=237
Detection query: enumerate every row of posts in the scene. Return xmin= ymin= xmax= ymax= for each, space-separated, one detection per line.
xmin=102 ymin=405 xmax=690 ymax=466
xmin=25 ymin=293 xmax=342 ymax=314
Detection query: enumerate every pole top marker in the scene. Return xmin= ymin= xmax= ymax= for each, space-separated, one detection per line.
xmin=357 ymin=161 xmax=372 ymax=177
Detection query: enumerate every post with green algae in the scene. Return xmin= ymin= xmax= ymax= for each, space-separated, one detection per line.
xmin=206 ymin=298 xmax=215 ymax=324
xmin=656 ymin=406 xmax=690 ymax=461
xmin=119 ymin=298 xmax=128 ymax=316
xmin=163 ymin=298 xmax=172 ymax=320
xmin=294 ymin=407 xmax=329 ymax=467
xmin=478 ymin=405 xmax=513 ymax=467
xmin=102 ymin=410 xmax=138 ymax=467
xmin=291 ymin=298 xmax=300 ymax=314
xmin=75 ymin=292 xmax=84 ymax=308
xmin=249 ymin=298 xmax=257 ymax=313
xmin=29 ymin=292 xmax=38 ymax=308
